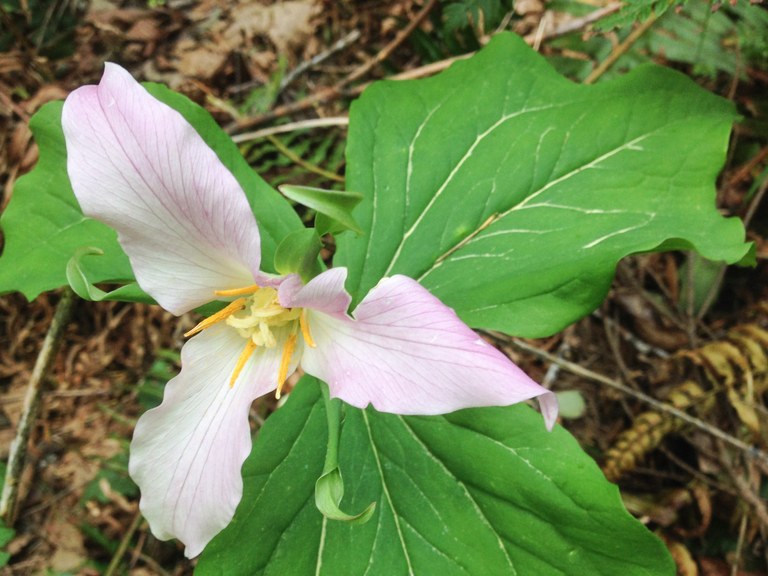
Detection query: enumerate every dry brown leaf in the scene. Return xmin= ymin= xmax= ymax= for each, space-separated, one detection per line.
xmin=46 ymin=518 xmax=87 ymax=572
xmin=174 ymin=45 xmax=230 ymax=81
xmin=7 ymin=123 xmax=32 ymax=166
xmin=662 ymin=535 xmax=699 ymax=576
xmin=22 ymin=85 xmax=68 ymax=115
xmin=223 ymin=0 xmax=320 ymax=54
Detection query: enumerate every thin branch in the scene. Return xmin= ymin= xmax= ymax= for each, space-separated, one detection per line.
xmin=104 ymin=509 xmax=144 ymax=576
xmin=232 ymin=117 xmax=349 ymax=144
xmin=525 ymin=3 xmax=622 ymax=43
xmin=0 ymin=289 xmax=75 ymax=524
xmin=743 ymin=168 xmax=768 ymax=230
xmin=584 ymin=9 xmax=661 ymax=84
xmin=504 ymin=335 xmax=768 ymax=467
xmin=718 ymin=442 xmax=768 ymax=532
xmin=230 ymin=0 xmax=438 ymax=133
xmin=279 ymin=29 xmax=362 ymax=92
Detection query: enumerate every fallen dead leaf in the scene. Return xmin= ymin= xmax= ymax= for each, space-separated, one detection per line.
xmin=223 ymin=0 xmax=320 ymax=55
xmin=46 ymin=517 xmax=87 ymax=572
xmin=174 ymin=44 xmax=229 ymax=81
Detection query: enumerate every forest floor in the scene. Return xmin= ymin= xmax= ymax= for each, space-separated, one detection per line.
xmin=0 ymin=0 xmax=767 ymax=574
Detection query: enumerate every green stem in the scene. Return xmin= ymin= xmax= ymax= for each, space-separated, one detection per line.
xmin=315 ymin=381 xmax=376 ymax=523
xmin=321 ymin=381 xmax=342 ymax=475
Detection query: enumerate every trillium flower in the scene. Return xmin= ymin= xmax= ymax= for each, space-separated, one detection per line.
xmin=62 ymin=63 xmax=558 ymax=558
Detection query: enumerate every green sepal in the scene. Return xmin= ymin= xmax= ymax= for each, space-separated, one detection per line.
xmin=315 ymin=381 xmax=376 ymax=525
xmin=273 ymin=229 xmax=323 ymax=282
xmin=315 ymin=466 xmax=376 ymax=524
xmin=66 ymin=247 xmax=152 ymax=303
xmin=279 ymin=185 xmax=364 ymax=236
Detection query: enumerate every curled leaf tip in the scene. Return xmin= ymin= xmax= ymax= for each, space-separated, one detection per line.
xmin=315 ymin=467 xmax=376 ymax=525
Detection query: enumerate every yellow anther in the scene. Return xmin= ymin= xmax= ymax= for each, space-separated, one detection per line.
xmin=275 ymin=333 xmax=298 ymax=399
xmin=230 ymin=339 xmax=257 ymax=388
xmin=184 ymin=298 xmax=247 ymax=338
xmin=214 ymin=284 xmax=261 ymax=297
xmin=300 ymin=309 xmax=316 ymax=348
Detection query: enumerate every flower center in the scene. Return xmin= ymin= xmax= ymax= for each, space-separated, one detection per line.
xmin=225 ymin=287 xmax=300 ymax=345
xmin=184 ymin=285 xmax=316 ymax=396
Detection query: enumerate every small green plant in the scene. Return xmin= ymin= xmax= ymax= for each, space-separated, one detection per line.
xmin=0 ymin=31 xmax=753 ymax=574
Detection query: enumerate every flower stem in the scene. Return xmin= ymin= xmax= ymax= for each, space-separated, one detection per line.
xmin=315 ymin=381 xmax=376 ymax=523
xmin=321 ymin=380 xmax=341 ymax=475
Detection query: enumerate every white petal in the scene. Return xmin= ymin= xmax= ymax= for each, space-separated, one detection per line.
xmin=129 ymin=323 xmax=280 ymax=557
xmin=62 ymin=63 xmax=261 ymax=314
xmin=301 ymin=275 xmax=556 ymax=423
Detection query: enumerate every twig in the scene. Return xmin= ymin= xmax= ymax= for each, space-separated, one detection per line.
xmin=530 ymin=10 xmax=552 ymax=52
xmin=104 ymin=508 xmax=144 ymax=576
xmin=524 ymin=2 xmax=622 ymax=43
xmin=719 ymin=444 xmax=768 ymax=532
xmin=230 ymin=0 xmax=438 ymax=133
xmin=584 ymin=9 xmax=661 ymax=84
xmin=232 ymin=117 xmax=349 ymax=144
xmin=504 ymin=335 xmax=768 ymax=467
xmin=279 ymin=29 xmax=362 ymax=92
xmin=743 ymin=168 xmax=768 ymax=230
xmin=346 ymin=0 xmax=438 ymax=85
xmin=732 ymin=513 xmax=748 ymax=576
xmin=0 ymin=289 xmax=75 ymax=524
xmin=593 ymin=309 xmax=670 ymax=358
xmin=542 ymin=334 xmax=571 ymax=389
xmin=728 ymin=145 xmax=768 ymax=187
xmin=696 ymin=170 xmax=767 ymax=318
xmin=387 ymin=54 xmax=471 ymax=81
xmin=137 ymin=552 xmax=172 ymax=576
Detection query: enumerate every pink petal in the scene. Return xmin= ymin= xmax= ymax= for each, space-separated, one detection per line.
xmin=301 ymin=275 xmax=556 ymax=425
xmin=538 ymin=391 xmax=559 ymax=431
xmin=278 ymin=268 xmax=352 ymax=318
xmin=62 ymin=63 xmax=261 ymax=315
xmin=128 ymin=323 xmax=281 ymax=558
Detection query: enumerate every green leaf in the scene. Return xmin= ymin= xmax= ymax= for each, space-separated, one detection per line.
xmin=0 ymin=83 xmax=301 ymax=301
xmin=279 ymin=185 xmax=364 ymax=235
xmin=273 ymin=228 xmax=323 ymax=282
xmin=0 ymin=525 xmax=13 ymax=548
xmin=0 ymin=101 xmax=134 ymax=301
xmin=197 ymin=377 xmax=674 ymax=575
xmin=66 ymin=247 xmax=152 ymax=303
xmin=335 ymin=33 xmax=751 ymax=337
xmin=0 ymin=511 xmax=13 ymax=569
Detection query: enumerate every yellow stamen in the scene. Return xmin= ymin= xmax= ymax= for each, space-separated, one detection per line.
xmin=214 ymin=284 xmax=261 ymax=297
xmin=184 ymin=297 xmax=247 ymax=337
xmin=275 ymin=333 xmax=298 ymax=399
xmin=300 ymin=309 xmax=316 ymax=348
xmin=230 ymin=339 xmax=258 ymax=388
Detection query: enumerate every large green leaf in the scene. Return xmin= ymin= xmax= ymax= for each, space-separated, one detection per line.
xmin=197 ymin=377 xmax=673 ymax=575
xmin=0 ymin=101 xmax=134 ymax=300
xmin=0 ymin=84 xmax=301 ymax=300
xmin=335 ymin=32 xmax=751 ymax=337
